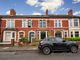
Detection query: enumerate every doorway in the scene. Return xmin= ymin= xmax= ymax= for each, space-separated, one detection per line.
xmin=55 ymin=31 xmax=62 ymax=37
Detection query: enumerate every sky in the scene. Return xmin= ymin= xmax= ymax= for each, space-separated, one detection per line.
xmin=0 ymin=0 xmax=80 ymax=15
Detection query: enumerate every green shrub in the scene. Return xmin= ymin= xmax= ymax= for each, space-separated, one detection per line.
xmin=19 ymin=37 xmax=28 ymax=43
xmin=64 ymin=37 xmax=80 ymax=41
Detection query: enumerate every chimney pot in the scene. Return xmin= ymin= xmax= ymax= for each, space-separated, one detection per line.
xmin=68 ymin=9 xmax=73 ymax=16
xmin=10 ymin=9 xmax=16 ymax=16
xmin=46 ymin=9 xmax=48 ymax=16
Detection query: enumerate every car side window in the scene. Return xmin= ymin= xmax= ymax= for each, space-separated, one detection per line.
xmin=54 ymin=38 xmax=63 ymax=42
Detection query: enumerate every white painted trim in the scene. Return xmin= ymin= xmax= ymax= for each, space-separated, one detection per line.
xmin=3 ymin=31 xmax=16 ymax=42
xmin=73 ymin=18 xmax=79 ymax=27
xmin=28 ymin=19 xmax=32 ymax=28
xmin=6 ymin=19 xmax=15 ymax=28
xmin=22 ymin=19 xmax=28 ymax=28
xmin=39 ymin=31 xmax=47 ymax=40
xmin=38 ymin=19 xmax=47 ymax=28
xmin=69 ymin=18 xmax=79 ymax=28
xmin=28 ymin=30 xmax=35 ymax=42
xmin=54 ymin=20 xmax=62 ymax=28
xmin=1 ymin=18 xmax=68 ymax=21
xmin=18 ymin=31 xmax=25 ymax=40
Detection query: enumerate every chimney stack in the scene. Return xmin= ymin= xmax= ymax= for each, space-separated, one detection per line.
xmin=46 ymin=9 xmax=48 ymax=16
xmin=10 ymin=9 xmax=16 ymax=16
xmin=68 ymin=9 xmax=73 ymax=16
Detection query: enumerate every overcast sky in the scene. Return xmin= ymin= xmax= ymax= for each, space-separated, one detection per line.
xmin=0 ymin=0 xmax=80 ymax=15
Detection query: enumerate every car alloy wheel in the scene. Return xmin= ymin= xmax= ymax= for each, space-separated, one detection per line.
xmin=71 ymin=46 xmax=78 ymax=53
xmin=42 ymin=47 xmax=51 ymax=55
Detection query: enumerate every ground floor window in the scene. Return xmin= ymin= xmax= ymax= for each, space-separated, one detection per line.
xmin=19 ymin=31 xmax=25 ymax=39
xmin=75 ymin=31 xmax=79 ymax=37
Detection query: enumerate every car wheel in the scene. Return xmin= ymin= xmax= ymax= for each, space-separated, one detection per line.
xmin=71 ymin=46 xmax=78 ymax=53
xmin=42 ymin=47 xmax=51 ymax=55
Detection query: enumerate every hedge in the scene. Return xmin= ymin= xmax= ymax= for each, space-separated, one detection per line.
xmin=64 ymin=37 xmax=80 ymax=41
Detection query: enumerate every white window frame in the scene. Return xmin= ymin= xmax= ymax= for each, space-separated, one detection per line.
xmin=69 ymin=19 xmax=73 ymax=27
xmin=22 ymin=19 xmax=28 ymax=28
xmin=3 ymin=31 xmax=16 ymax=42
xmin=6 ymin=19 xmax=15 ymax=28
xmin=28 ymin=19 xmax=32 ymax=28
xmin=18 ymin=31 xmax=25 ymax=40
xmin=28 ymin=31 xmax=35 ymax=42
xmin=74 ymin=18 xmax=79 ymax=27
xmin=39 ymin=31 xmax=47 ymax=40
xmin=54 ymin=20 xmax=62 ymax=28
xmin=38 ymin=19 xmax=47 ymax=28
xmin=69 ymin=18 xmax=79 ymax=28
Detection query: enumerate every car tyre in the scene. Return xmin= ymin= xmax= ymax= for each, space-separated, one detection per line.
xmin=71 ymin=46 xmax=78 ymax=53
xmin=42 ymin=47 xmax=51 ymax=55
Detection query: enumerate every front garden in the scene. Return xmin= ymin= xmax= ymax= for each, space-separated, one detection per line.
xmin=19 ymin=37 xmax=40 ymax=47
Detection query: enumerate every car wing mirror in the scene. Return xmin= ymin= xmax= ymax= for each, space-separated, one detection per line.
xmin=63 ymin=40 xmax=66 ymax=42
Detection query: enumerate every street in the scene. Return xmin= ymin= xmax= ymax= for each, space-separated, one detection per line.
xmin=0 ymin=50 xmax=80 ymax=60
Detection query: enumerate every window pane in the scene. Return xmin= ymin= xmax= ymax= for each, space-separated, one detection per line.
xmin=69 ymin=19 xmax=73 ymax=27
xmin=28 ymin=20 xmax=32 ymax=28
xmin=55 ymin=20 xmax=61 ymax=28
xmin=7 ymin=20 xmax=14 ymax=28
xmin=7 ymin=20 xmax=10 ymax=28
xmin=11 ymin=20 xmax=14 ymax=28
xmin=75 ymin=31 xmax=79 ymax=37
xmin=22 ymin=20 xmax=27 ymax=28
xmin=74 ymin=19 xmax=78 ymax=27
xmin=39 ymin=20 xmax=46 ymax=28
xmin=19 ymin=32 xmax=24 ymax=38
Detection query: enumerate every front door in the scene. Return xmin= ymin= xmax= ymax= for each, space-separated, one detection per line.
xmin=40 ymin=31 xmax=46 ymax=39
xmin=29 ymin=32 xmax=35 ymax=42
xmin=55 ymin=31 xmax=62 ymax=37
xmin=5 ymin=32 xmax=11 ymax=41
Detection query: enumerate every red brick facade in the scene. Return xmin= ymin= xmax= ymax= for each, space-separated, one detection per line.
xmin=0 ymin=9 xmax=80 ymax=44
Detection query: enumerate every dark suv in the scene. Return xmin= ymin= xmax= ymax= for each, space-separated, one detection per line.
xmin=38 ymin=37 xmax=79 ymax=55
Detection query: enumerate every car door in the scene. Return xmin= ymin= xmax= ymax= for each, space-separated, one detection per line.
xmin=53 ymin=38 xmax=67 ymax=51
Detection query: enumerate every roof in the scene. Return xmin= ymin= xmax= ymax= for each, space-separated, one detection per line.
xmin=0 ymin=15 xmax=80 ymax=18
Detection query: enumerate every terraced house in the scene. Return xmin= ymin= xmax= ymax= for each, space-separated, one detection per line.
xmin=0 ymin=9 xmax=80 ymax=45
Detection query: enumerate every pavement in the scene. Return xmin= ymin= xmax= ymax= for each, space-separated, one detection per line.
xmin=0 ymin=44 xmax=80 ymax=52
xmin=0 ymin=46 xmax=38 ymax=52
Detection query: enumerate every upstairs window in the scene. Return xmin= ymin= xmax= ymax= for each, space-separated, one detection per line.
xmin=39 ymin=20 xmax=46 ymax=28
xmin=6 ymin=20 xmax=15 ymax=28
xmin=55 ymin=20 xmax=61 ymax=28
xmin=28 ymin=20 xmax=32 ymax=28
xmin=69 ymin=19 xmax=73 ymax=27
xmin=22 ymin=20 xmax=27 ymax=28
xmin=74 ymin=19 xmax=79 ymax=27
